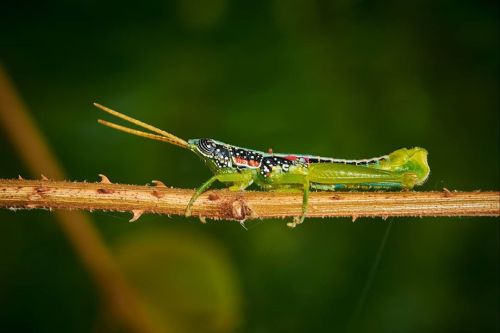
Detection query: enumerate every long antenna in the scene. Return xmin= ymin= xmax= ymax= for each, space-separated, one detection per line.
xmin=94 ymin=103 xmax=189 ymax=149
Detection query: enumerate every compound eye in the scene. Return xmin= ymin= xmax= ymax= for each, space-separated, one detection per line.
xmin=198 ymin=138 xmax=216 ymax=155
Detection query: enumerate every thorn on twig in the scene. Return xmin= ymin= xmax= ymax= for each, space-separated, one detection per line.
xmin=129 ymin=209 xmax=144 ymax=222
xmin=40 ymin=174 xmax=49 ymax=181
xmin=352 ymin=215 xmax=358 ymax=222
xmin=99 ymin=174 xmax=112 ymax=184
xmin=442 ymin=187 xmax=454 ymax=197
xmin=199 ymin=216 xmax=207 ymax=224
xmin=151 ymin=180 xmax=167 ymax=188
xmin=18 ymin=175 xmax=24 ymax=180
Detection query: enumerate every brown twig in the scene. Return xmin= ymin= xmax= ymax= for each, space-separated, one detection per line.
xmin=1 ymin=178 xmax=498 ymax=221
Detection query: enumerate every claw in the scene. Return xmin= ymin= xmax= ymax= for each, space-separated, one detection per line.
xmin=287 ymin=215 xmax=304 ymax=228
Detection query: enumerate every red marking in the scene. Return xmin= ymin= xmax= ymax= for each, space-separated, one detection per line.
xmin=248 ymin=160 xmax=260 ymax=167
xmin=268 ymin=148 xmax=273 ymax=154
xmin=285 ymin=155 xmax=298 ymax=161
xmin=234 ymin=157 xmax=248 ymax=165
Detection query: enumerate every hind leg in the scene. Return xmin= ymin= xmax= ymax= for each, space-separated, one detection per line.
xmin=308 ymin=163 xmax=420 ymax=189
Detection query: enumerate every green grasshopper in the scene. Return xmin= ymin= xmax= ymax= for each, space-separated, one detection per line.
xmin=94 ymin=103 xmax=430 ymax=227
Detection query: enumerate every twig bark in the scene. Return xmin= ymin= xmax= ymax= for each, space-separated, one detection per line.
xmin=2 ymin=178 xmax=498 ymax=221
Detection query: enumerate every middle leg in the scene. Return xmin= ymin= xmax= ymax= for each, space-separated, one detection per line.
xmin=265 ymin=171 xmax=310 ymax=228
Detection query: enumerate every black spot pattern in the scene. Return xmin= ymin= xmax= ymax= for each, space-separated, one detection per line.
xmin=213 ymin=145 xmax=231 ymax=168
xmin=333 ymin=157 xmax=386 ymax=166
xmin=260 ymin=156 xmax=293 ymax=177
xmin=231 ymin=147 xmax=247 ymax=159
xmin=246 ymin=151 xmax=263 ymax=163
xmin=308 ymin=156 xmax=387 ymax=166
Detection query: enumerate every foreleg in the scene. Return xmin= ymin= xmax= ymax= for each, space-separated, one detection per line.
xmin=185 ymin=171 xmax=254 ymax=216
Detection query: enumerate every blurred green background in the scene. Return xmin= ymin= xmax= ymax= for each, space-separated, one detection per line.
xmin=0 ymin=1 xmax=498 ymax=332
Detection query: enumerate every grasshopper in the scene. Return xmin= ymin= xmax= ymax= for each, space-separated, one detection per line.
xmin=94 ymin=103 xmax=430 ymax=227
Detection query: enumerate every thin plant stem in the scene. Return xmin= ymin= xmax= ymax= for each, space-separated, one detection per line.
xmin=1 ymin=178 xmax=498 ymax=220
